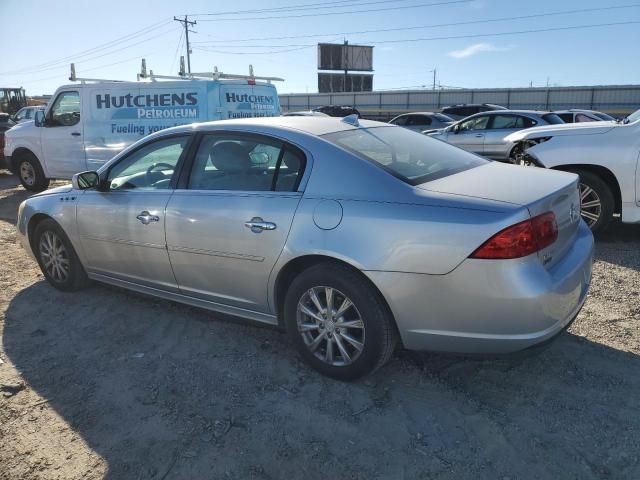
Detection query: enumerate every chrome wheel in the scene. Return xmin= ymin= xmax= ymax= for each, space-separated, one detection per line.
xmin=296 ymin=286 xmax=365 ymax=367
xmin=20 ymin=161 xmax=35 ymax=187
xmin=39 ymin=230 xmax=70 ymax=283
xmin=580 ymin=182 xmax=602 ymax=227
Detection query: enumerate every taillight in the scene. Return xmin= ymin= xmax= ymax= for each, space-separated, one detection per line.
xmin=470 ymin=212 xmax=558 ymax=259
xmin=247 ymin=79 xmax=256 ymax=85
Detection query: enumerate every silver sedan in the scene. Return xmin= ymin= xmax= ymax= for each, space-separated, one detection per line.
xmin=16 ymin=116 xmax=593 ymax=379
xmin=425 ymin=110 xmax=565 ymax=161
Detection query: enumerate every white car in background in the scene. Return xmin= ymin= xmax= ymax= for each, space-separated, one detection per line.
xmin=506 ymin=109 xmax=640 ymax=232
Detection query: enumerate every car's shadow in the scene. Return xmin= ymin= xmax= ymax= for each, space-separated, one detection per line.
xmin=3 ymin=280 xmax=640 ymax=479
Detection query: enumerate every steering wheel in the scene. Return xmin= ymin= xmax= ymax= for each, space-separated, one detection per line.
xmin=145 ymin=162 xmax=174 ymax=186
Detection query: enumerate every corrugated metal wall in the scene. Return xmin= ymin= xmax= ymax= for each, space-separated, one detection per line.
xmin=279 ymin=85 xmax=640 ymax=120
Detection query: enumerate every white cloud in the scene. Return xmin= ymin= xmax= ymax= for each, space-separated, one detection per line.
xmin=448 ymin=43 xmax=513 ymax=59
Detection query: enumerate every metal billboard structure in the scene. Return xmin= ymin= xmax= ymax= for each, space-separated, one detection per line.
xmin=318 ymin=73 xmax=373 ymax=93
xmin=317 ymin=42 xmax=373 ymax=93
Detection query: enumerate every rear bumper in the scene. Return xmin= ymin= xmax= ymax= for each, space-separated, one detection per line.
xmin=365 ymin=220 xmax=594 ymax=354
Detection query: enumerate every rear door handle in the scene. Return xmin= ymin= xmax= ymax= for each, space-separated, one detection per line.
xmin=136 ymin=211 xmax=160 ymax=225
xmin=71 ymin=132 xmax=81 ymax=136
xmin=475 ymin=134 xmax=484 ymax=138
xmin=245 ymin=217 xmax=277 ymax=233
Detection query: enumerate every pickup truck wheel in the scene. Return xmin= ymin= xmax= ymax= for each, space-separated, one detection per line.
xmin=574 ymin=170 xmax=614 ymax=233
xmin=17 ymin=152 xmax=49 ymax=192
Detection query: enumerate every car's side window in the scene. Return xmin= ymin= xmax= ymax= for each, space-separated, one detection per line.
xmin=391 ymin=116 xmax=407 ymax=126
xmin=107 ymin=136 xmax=188 ymax=191
xmin=188 ymin=134 xmax=305 ymax=192
xmin=459 ymin=115 xmax=489 ymax=131
xmin=576 ymin=113 xmax=597 ymax=122
xmin=489 ymin=115 xmax=519 ymax=129
xmin=409 ymin=115 xmax=431 ymax=126
xmin=50 ymin=91 xmax=80 ymax=127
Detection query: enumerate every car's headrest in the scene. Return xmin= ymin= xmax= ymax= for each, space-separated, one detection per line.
xmin=211 ymin=142 xmax=250 ymax=173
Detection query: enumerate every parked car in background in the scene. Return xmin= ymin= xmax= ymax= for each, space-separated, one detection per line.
xmin=389 ymin=112 xmax=454 ymax=132
xmin=12 ymin=106 xmax=45 ymax=124
xmin=554 ymin=109 xmax=616 ymax=123
xmin=441 ymin=103 xmax=507 ymax=120
xmin=425 ymin=110 xmax=565 ymax=162
xmin=16 ymin=116 xmax=593 ymax=379
xmin=312 ymin=105 xmax=360 ymax=117
xmin=283 ymin=111 xmax=329 ymax=117
xmin=506 ymin=108 xmax=640 ymax=232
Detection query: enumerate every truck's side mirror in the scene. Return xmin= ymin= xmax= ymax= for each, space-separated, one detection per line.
xmin=34 ymin=110 xmax=45 ymax=127
xmin=72 ymin=171 xmax=100 ymax=190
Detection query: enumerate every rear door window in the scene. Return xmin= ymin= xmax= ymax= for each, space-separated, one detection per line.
xmin=188 ymin=133 xmax=305 ymax=192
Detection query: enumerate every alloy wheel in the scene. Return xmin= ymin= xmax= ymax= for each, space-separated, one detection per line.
xmin=20 ymin=161 xmax=35 ymax=187
xmin=296 ymin=286 xmax=365 ymax=366
xmin=39 ymin=230 xmax=70 ymax=283
xmin=579 ymin=182 xmax=602 ymax=227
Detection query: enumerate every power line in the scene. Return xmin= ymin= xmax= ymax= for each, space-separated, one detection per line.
xmin=196 ymin=0 xmax=473 ymax=22
xmin=188 ymin=0 xmax=429 ymax=17
xmin=193 ymin=20 xmax=640 ymax=54
xmin=170 ymin=29 xmax=185 ymax=75
xmin=193 ymin=3 xmax=640 ymax=44
xmin=2 ymin=27 xmax=178 ymax=77
xmin=0 ymin=19 xmax=172 ymax=76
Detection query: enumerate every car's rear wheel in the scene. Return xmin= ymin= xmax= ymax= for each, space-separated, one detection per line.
xmin=16 ymin=151 xmax=49 ymax=192
xmin=284 ymin=263 xmax=397 ymax=380
xmin=573 ymin=170 xmax=614 ymax=233
xmin=34 ymin=219 xmax=88 ymax=291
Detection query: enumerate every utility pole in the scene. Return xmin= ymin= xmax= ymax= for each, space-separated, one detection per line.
xmin=343 ymin=39 xmax=349 ymax=93
xmin=174 ymin=15 xmax=197 ymax=74
xmin=429 ymin=68 xmax=437 ymax=90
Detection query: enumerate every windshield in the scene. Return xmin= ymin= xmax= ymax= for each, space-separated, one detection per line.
xmin=323 ymin=126 xmax=486 ymax=185
xmin=625 ymin=109 xmax=640 ymax=124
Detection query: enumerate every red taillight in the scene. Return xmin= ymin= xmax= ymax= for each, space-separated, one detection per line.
xmin=247 ymin=79 xmax=256 ymax=85
xmin=470 ymin=212 xmax=558 ymax=260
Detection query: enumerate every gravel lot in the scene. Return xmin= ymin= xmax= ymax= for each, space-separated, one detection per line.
xmin=1 ymin=169 xmax=639 ymax=480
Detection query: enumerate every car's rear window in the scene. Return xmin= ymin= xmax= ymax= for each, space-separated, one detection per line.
xmin=322 ymin=126 xmax=486 ymax=185
xmin=542 ymin=113 xmax=565 ymax=124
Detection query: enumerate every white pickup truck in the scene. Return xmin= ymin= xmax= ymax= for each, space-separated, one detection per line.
xmin=3 ymin=77 xmax=281 ymax=191
xmin=506 ymin=109 xmax=640 ymax=232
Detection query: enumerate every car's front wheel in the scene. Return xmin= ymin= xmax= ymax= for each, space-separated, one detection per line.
xmin=34 ymin=218 xmax=89 ymax=291
xmin=284 ymin=263 xmax=397 ymax=380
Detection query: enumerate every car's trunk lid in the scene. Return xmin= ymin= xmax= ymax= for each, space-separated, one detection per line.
xmin=418 ymin=162 xmax=581 ymax=268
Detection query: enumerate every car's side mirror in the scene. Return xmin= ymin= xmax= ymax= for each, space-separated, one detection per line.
xmin=34 ymin=110 xmax=45 ymax=127
xmin=72 ymin=171 xmax=100 ymax=190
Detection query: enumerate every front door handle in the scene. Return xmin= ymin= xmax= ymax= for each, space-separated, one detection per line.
xmin=245 ymin=217 xmax=277 ymax=233
xmin=475 ymin=134 xmax=484 ymax=138
xmin=136 ymin=211 xmax=160 ymax=225
xmin=71 ymin=132 xmax=81 ymax=136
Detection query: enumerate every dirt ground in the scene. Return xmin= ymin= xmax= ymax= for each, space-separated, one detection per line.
xmin=0 ymin=169 xmax=639 ymax=480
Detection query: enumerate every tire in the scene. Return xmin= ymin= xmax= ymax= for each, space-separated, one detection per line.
xmin=284 ymin=263 xmax=397 ymax=380
xmin=33 ymin=218 xmax=89 ymax=291
xmin=572 ymin=169 xmax=614 ymax=233
xmin=16 ymin=151 xmax=49 ymax=192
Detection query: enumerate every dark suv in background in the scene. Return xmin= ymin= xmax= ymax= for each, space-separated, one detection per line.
xmin=312 ymin=105 xmax=361 ymax=118
xmin=441 ymin=103 xmax=507 ymax=120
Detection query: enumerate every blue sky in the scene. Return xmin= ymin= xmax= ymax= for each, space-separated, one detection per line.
xmin=1 ymin=0 xmax=638 ymax=95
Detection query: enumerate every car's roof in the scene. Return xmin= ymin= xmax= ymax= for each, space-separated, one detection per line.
xmin=467 ymin=109 xmax=551 ymax=116
xmin=167 ymin=116 xmax=389 ymax=137
xmin=397 ymin=112 xmax=446 ymax=116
